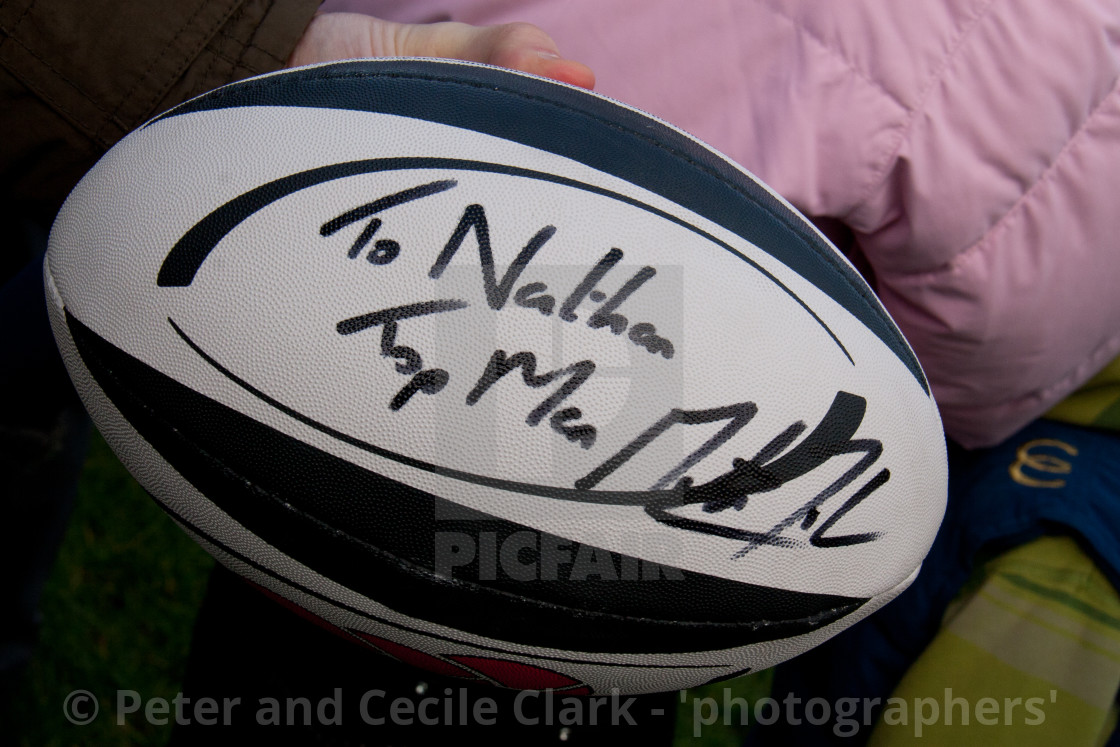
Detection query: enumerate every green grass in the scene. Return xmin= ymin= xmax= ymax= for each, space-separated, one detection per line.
xmin=6 ymin=432 xmax=214 ymax=747
xmin=676 ymin=671 xmax=774 ymax=745
xmin=5 ymin=431 xmax=772 ymax=745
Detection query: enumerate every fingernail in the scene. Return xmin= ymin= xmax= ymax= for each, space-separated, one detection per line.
xmin=535 ymin=49 xmax=561 ymax=60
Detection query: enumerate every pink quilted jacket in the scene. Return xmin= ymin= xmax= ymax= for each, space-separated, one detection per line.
xmin=335 ymin=0 xmax=1120 ymax=449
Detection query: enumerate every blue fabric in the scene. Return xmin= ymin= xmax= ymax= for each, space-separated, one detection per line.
xmin=750 ymin=419 xmax=1120 ymax=745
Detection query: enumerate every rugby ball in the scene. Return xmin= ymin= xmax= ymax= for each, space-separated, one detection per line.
xmin=45 ymin=59 xmax=946 ymax=694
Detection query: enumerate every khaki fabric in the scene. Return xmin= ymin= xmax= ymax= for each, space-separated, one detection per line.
xmin=869 ymin=536 xmax=1120 ymax=746
xmin=0 ymin=0 xmax=319 ymax=224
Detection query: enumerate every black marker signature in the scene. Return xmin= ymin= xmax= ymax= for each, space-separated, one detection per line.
xmin=428 ymin=202 xmax=674 ymax=359
xmin=579 ymin=391 xmax=887 ymax=552
xmin=316 ymin=182 xmax=885 ymax=549
xmin=336 ymin=298 xmax=468 ymax=410
xmin=321 ymin=179 xmax=458 ymax=264
xmin=337 ymin=299 xmax=469 ymax=337
xmin=466 ymin=350 xmax=598 ymax=449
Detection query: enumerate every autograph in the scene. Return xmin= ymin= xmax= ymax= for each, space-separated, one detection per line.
xmin=316 ymin=178 xmax=887 ymax=552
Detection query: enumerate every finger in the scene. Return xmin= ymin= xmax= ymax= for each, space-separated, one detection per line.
xmin=289 ymin=14 xmax=596 ymax=90
xmin=396 ymin=21 xmax=596 ymax=89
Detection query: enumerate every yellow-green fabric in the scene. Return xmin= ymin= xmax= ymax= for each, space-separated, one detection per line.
xmin=1048 ymin=355 xmax=1120 ymax=432
xmin=869 ymin=536 xmax=1120 ymax=745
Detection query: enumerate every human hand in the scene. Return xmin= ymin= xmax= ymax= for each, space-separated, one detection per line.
xmin=288 ymin=12 xmax=595 ymax=89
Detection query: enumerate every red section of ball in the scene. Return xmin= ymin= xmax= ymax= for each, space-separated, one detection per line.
xmin=449 ymin=655 xmax=581 ymax=690
xmin=350 ymin=631 xmax=479 ymax=679
xmin=243 ymin=579 xmax=354 ymax=642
